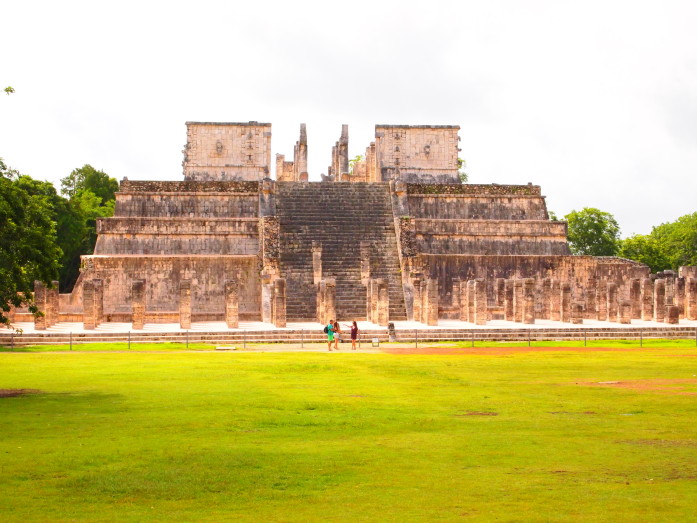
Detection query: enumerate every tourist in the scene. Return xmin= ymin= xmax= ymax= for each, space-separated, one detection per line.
xmin=326 ymin=320 xmax=335 ymax=351
xmin=350 ymin=321 xmax=358 ymax=350
xmin=333 ymin=320 xmax=341 ymax=350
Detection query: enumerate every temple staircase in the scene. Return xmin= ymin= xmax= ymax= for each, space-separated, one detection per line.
xmin=276 ymin=182 xmax=407 ymax=322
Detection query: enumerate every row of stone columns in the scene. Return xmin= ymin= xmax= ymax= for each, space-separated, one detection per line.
xmin=366 ymin=278 xmax=390 ymax=326
xmin=33 ymin=280 xmax=60 ymax=330
xmin=412 ymin=278 xmax=438 ymax=326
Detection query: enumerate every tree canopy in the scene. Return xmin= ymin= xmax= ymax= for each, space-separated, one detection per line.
xmin=564 ymin=207 xmax=621 ymax=256
xmin=0 ymin=159 xmax=62 ymax=325
xmin=61 ymin=164 xmax=119 ymax=203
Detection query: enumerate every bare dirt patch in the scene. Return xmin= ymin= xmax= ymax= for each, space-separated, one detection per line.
xmin=455 ymin=411 xmax=498 ymax=416
xmin=383 ymin=346 xmax=639 ymax=355
xmin=580 ymin=379 xmax=697 ymax=395
xmin=0 ymin=389 xmax=40 ymax=398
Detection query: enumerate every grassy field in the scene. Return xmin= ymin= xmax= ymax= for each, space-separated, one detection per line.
xmin=1 ymin=346 xmax=696 ymax=521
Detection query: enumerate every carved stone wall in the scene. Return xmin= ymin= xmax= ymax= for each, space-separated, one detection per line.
xmin=183 ymin=122 xmax=272 ymax=181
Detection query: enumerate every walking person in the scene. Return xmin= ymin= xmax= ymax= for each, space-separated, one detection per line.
xmin=350 ymin=320 xmax=358 ymax=350
xmin=333 ymin=320 xmax=341 ymax=350
xmin=326 ymin=320 xmax=335 ymax=351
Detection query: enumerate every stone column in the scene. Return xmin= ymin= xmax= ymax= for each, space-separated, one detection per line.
xmin=317 ymin=280 xmax=327 ymax=323
xmin=666 ymin=305 xmax=679 ymax=324
xmin=377 ymin=279 xmax=390 ymax=327
xmin=34 ymin=280 xmax=47 ymax=330
xmin=596 ymin=281 xmax=608 ymax=321
xmin=619 ymin=300 xmax=632 ymax=324
xmin=654 ymin=279 xmax=666 ymax=322
xmin=451 ymin=278 xmax=461 ymax=311
xmin=540 ymin=278 xmax=552 ymax=319
xmin=571 ymin=302 xmax=584 ymax=324
xmin=179 ymin=280 xmax=191 ymax=329
xmin=325 ymin=278 xmax=336 ymax=324
xmin=560 ymin=283 xmax=572 ymax=323
xmin=426 ymin=278 xmax=438 ymax=326
xmin=523 ymin=278 xmax=535 ymax=325
xmin=46 ymin=281 xmax=60 ymax=326
xmin=225 ymin=280 xmax=239 ymax=328
xmin=665 ymin=275 xmax=676 ymax=306
xmin=474 ymin=279 xmax=487 ymax=325
xmin=513 ymin=280 xmax=524 ymax=323
xmin=550 ymin=280 xmax=561 ymax=322
xmin=131 ymin=280 xmax=145 ymax=330
xmin=676 ymin=277 xmax=685 ymax=317
xmin=504 ymin=279 xmax=514 ymax=321
xmin=467 ymin=280 xmax=476 ymax=323
xmin=641 ymin=278 xmax=653 ymax=320
xmin=585 ymin=279 xmax=597 ymax=320
xmin=686 ymin=278 xmax=697 ymax=321
xmin=496 ymin=278 xmax=506 ymax=307
xmin=82 ymin=280 xmax=96 ymax=330
xmin=312 ymin=242 xmax=323 ymax=285
xmin=607 ymin=283 xmax=619 ymax=322
xmin=94 ymin=280 xmax=103 ymax=327
xmin=629 ymin=279 xmax=641 ymax=320
xmin=273 ymin=279 xmax=287 ymax=328
xmin=458 ymin=280 xmax=468 ymax=322
xmin=261 ymin=273 xmax=273 ymax=324
xmin=412 ymin=278 xmax=422 ymax=323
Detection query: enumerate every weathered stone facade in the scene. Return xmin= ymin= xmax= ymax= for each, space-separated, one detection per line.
xmin=22 ymin=120 xmax=691 ymax=330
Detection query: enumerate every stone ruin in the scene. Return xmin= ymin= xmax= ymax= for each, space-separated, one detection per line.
xmin=18 ymin=121 xmax=697 ymax=330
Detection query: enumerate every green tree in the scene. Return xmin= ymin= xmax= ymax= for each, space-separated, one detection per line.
xmin=0 ymin=159 xmax=62 ymax=326
xmin=4 ymin=86 xmax=14 ymax=95
xmin=618 ymin=234 xmax=671 ymax=272
xmin=348 ymin=154 xmax=364 ymax=175
xmin=650 ymin=212 xmax=697 ymax=269
xmin=564 ymin=207 xmax=620 ymax=256
xmin=61 ymin=164 xmax=118 ymax=203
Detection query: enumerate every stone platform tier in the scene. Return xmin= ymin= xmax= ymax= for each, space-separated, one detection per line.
xmin=276 ymin=182 xmax=407 ymax=322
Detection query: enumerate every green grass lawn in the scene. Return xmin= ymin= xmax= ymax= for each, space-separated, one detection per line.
xmin=1 ymin=347 xmax=696 ymax=521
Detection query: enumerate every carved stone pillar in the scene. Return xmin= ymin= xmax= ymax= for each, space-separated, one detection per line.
xmin=619 ymin=300 xmax=632 ymax=324
xmin=607 ymin=283 xmax=619 ymax=323
xmin=560 ymin=283 xmax=572 ymax=323
xmin=654 ymin=279 xmax=666 ymax=322
xmin=629 ymin=279 xmax=641 ymax=319
xmin=676 ymin=277 xmax=686 ymax=317
xmin=426 ymin=278 xmax=438 ymax=326
xmin=179 ymin=279 xmax=191 ymax=329
xmin=585 ymin=278 xmax=597 ymax=320
xmin=82 ymin=280 xmax=96 ymax=330
xmin=550 ymin=280 xmax=561 ymax=322
xmin=474 ymin=279 xmax=487 ymax=326
xmin=541 ymin=278 xmax=552 ymax=319
xmin=665 ymin=304 xmax=679 ymax=324
xmin=261 ymin=272 xmax=273 ymax=324
xmin=225 ymin=280 xmax=239 ymax=328
xmin=378 ymin=280 xmax=390 ymax=327
xmin=459 ymin=280 xmax=468 ymax=322
xmin=93 ymin=280 xmax=103 ymax=327
xmin=34 ymin=280 xmax=47 ymax=330
xmin=496 ymin=278 xmax=506 ymax=307
xmin=504 ymin=279 xmax=514 ymax=321
xmin=686 ymin=278 xmax=697 ymax=321
xmin=325 ymin=278 xmax=336 ymax=323
xmin=317 ymin=280 xmax=327 ymax=324
xmin=131 ymin=280 xmax=145 ymax=330
xmin=412 ymin=278 xmax=422 ymax=323
xmin=641 ymin=278 xmax=654 ymax=320
xmin=273 ymin=279 xmax=286 ymax=328
xmin=596 ymin=280 xmax=608 ymax=321
xmin=513 ymin=280 xmax=524 ymax=323
xmin=451 ymin=278 xmax=461 ymax=311
xmin=46 ymin=281 xmax=60 ymax=326
xmin=313 ymin=242 xmax=323 ymax=285
xmin=571 ymin=302 xmax=584 ymax=325
xmin=467 ymin=280 xmax=476 ymax=323
xmin=523 ymin=278 xmax=535 ymax=325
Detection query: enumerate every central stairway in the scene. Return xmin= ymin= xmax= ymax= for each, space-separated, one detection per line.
xmin=277 ymin=182 xmax=407 ymax=322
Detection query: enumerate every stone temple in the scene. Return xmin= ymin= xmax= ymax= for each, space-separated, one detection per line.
xmin=26 ymin=122 xmax=697 ymax=330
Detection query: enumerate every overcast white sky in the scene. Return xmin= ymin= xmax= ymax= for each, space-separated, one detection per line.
xmin=2 ymin=0 xmax=696 ymax=236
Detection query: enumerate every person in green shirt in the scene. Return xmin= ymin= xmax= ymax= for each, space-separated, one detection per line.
xmin=326 ymin=320 xmax=335 ymax=351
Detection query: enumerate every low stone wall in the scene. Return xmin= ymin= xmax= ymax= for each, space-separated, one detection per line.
xmin=114 ymin=193 xmax=259 ymax=218
xmin=407 ymin=183 xmax=542 ymax=196
xmin=78 ymin=255 xmax=261 ymax=318
xmin=120 ymin=180 xmax=259 ymax=193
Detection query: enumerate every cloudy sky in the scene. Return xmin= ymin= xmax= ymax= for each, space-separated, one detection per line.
xmin=3 ymin=0 xmax=696 ymax=236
